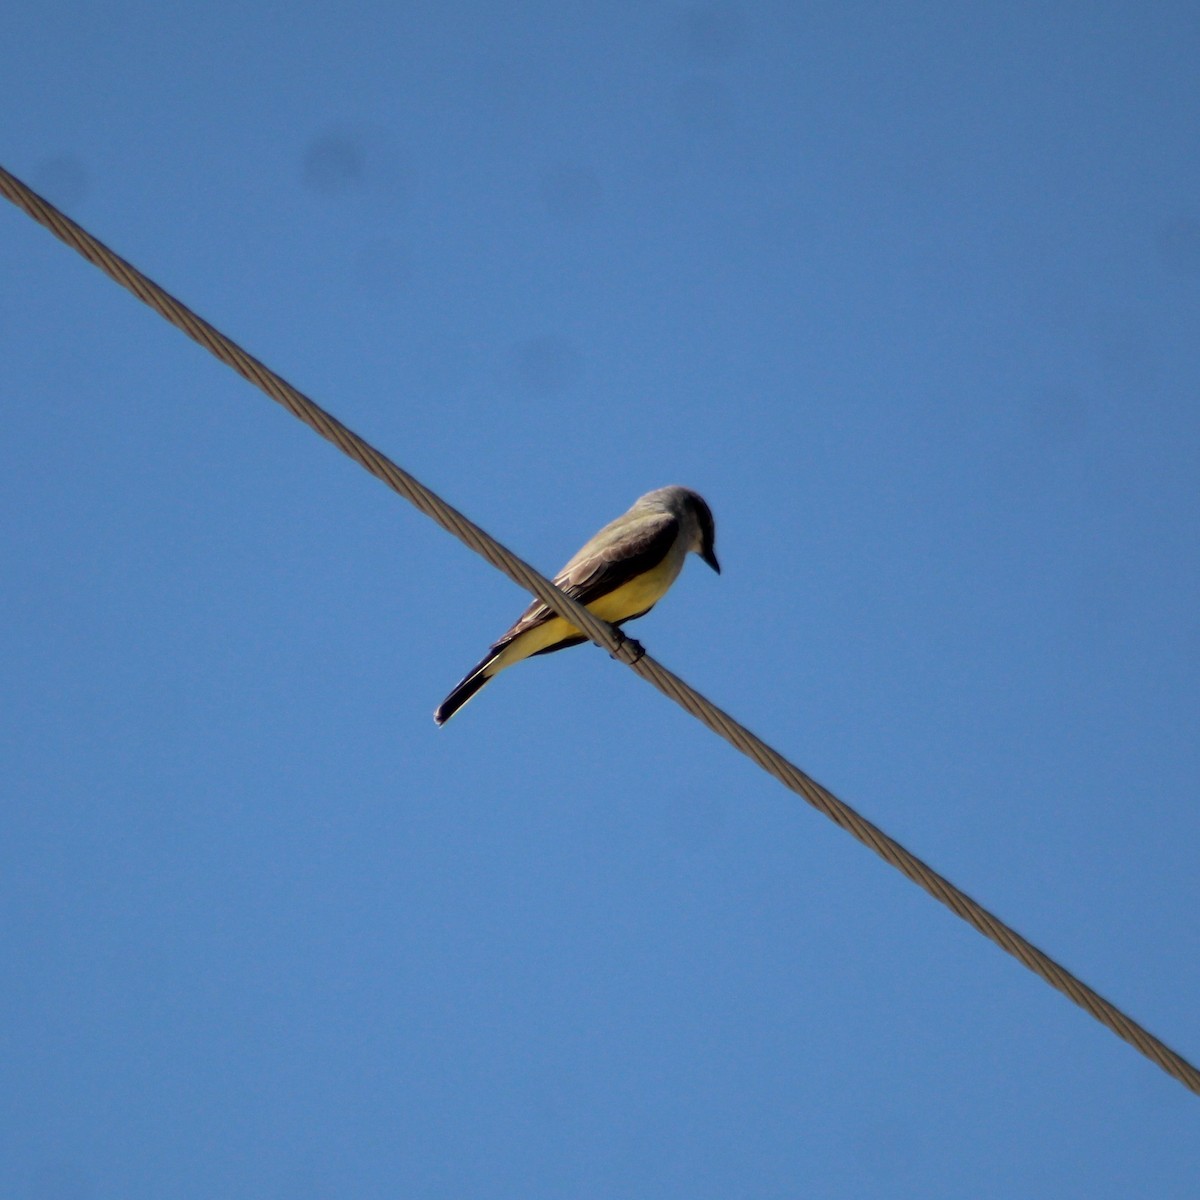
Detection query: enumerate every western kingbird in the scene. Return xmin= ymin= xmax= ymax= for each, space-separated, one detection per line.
xmin=434 ymin=485 xmax=719 ymax=724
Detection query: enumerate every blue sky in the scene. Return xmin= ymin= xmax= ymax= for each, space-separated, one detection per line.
xmin=3 ymin=3 xmax=1199 ymax=1196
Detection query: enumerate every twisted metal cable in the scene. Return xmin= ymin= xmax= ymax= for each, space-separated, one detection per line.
xmin=3 ymin=163 xmax=1197 ymax=1097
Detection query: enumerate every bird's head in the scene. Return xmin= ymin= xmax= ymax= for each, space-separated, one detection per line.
xmin=687 ymin=491 xmax=720 ymax=574
xmin=648 ymin=486 xmax=718 ymax=573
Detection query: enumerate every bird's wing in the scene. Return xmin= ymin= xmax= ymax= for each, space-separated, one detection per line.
xmin=490 ymin=510 xmax=679 ymax=650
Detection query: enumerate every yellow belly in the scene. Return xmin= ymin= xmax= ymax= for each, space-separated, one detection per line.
xmin=497 ymin=552 xmax=685 ymax=668
xmin=589 ymin=552 xmax=683 ymax=622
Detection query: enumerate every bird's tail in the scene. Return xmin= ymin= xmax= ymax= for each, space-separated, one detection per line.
xmin=434 ymin=654 xmax=500 ymax=725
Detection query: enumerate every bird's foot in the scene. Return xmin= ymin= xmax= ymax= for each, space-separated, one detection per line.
xmin=611 ymin=631 xmax=646 ymax=664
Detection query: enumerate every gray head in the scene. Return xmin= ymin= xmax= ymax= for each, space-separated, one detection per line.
xmin=637 ymin=485 xmax=720 ymax=573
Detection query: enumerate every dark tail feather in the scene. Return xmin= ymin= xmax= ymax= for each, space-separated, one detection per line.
xmin=434 ymin=657 xmax=497 ymax=725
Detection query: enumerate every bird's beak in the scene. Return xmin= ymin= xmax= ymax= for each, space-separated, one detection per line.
xmin=701 ymin=547 xmax=721 ymax=574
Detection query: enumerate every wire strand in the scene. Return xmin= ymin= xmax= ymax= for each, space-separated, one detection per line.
xmin=3 ymin=162 xmax=1197 ymax=1097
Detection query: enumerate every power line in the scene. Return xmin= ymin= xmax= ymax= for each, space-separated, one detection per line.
xmin=3 ymin=162 xmax=1197 ymax=1097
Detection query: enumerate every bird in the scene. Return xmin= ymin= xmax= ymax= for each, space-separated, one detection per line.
xmin=434 ymin=485 xmax=719 ymax=725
